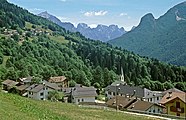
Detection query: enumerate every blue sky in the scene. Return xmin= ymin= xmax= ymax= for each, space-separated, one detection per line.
xmin=8 ymin=0 xmax=185 ymax=30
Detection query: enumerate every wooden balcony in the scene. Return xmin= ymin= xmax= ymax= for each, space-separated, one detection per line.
xmin=170 ymin=106 xmax=184 ymax=113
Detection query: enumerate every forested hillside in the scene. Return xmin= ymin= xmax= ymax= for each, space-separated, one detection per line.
xmin=0 ymin=0 xmax=186 ymax=91
xmin=109 ymin=2 xmax=186 ymax=66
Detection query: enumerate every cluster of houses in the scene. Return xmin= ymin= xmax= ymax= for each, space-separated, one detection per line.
xmin=1 ymin=26 xmax=51 ymax=41
xmin=1 ymin=72 xmax=185 ymax=118
xmin=105 ymin=70 xmax=186 ymax=118
xmin=1 ymin=76 xmax=97 ymax=104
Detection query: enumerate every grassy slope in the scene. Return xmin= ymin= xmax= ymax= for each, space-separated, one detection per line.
xmin=0 ymin=92 xmax=157 ymax=120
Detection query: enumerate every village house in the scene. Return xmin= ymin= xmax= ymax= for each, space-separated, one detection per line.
xmin=127 ymin=100 xmax=164 ymax=113
xmin=105 ymin=83 xmax=162 ymax=104
xmin=26 ymin=81 xmax=60 ymax=100
xmin=106 ymin=95 xmax=164 ymax=114
xmin=1 ymin=79 xmax=19 ymax=91
xmin=19 ymin=76 xmax=33 ymax=85
xmin=16 ymin=84 xmax=30 ymax=96
xmin=48 ymin=76 xmax=68 ymax=88
xmin=105 ymin=68 xmax=163 ymax=104
xmin=160 ymin=92 xmax=186 ymax=117
xmin=106 ymin=95 xmax=136 ymax=110
xmin=62 ymin=84 xmax=97 ymax=104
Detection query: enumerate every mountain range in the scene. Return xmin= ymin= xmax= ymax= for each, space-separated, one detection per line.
xmin=38 ymin=11 xmax=126 ymax=42
xmin=109 ymin=2 xmax=186 ymax=66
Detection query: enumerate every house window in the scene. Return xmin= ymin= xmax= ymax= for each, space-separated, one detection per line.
xmin=40 ymin=92 xmax=44 ymax=96
xmin=157 ymin=97 xmax=159 ymax=101
xmin=153 ymin=109 xmax=155 ymax=113
xmin=29 ymin=91 xmax=33 ymax=95
xmin=113 ymin=92 xmax=115 ymax=96
xmin=176 ymin=102 xmax=180 ymax=108
xmin=82 ymin=99 xmax=84 ymax=102
xmin=78 ymin=99 xmax=80 ymax=102
xmin=108 ymin=92 xmax=111 ymax=95
xmin=150 ymin=98 xmax=152 ymax=102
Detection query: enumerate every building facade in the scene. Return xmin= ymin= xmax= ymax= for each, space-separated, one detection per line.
xmin=62 ymin=85 xmax=97 ymax=104
xmin=105 ymin=83 xmax=163 ymax=104
xmin=26 ymin=82 xmax=59 ymax=100
xmin=160 ymin=92 xmax=186 ymax=117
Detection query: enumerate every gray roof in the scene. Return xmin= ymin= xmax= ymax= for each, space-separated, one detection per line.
xmin=31 ymin=84 xmax=44 ymax=93
xmin=25 ymin=84 xmax=37 ymax=91
xmin=26 ymin=81 xmax=59 ymax=93
xmin=106 ymin=84 xmax=146 ymax=98
xmin=144 ymin=89 xmax=163 ymax=98
xmin=62 ymin=84 xmax=97 ymax=97
xmin=26 ymin=84 xmax=43 ymax=93
xmin=72 ymin=86 xmax=97 ymax=97
xmin=16 ymin=84 xmax=30 ymax=91
xmin=111 ymin=80 xmax=126 ymax=86
xmin=20 ymin=76 xmax=32 ymax=83
xmin=44 ymin=81 xmax=60 ymax=90
xmin=62 ymin=87 xmax=72 ymax=94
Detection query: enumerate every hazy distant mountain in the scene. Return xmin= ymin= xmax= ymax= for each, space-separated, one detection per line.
xmin=109 ymin=2 xmax=186 ymax=66
xmin=38 ymin=11 xmax=126 ymax=42
xmin=38 ymin=11 xmax=76 ymax=32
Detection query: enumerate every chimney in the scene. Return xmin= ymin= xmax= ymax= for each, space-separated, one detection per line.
xmin=131 ymin=103 xmax=135 ymax=108
xmin=168 ymin=92 xmax=172 ymax=98
xmin=142 ymin=97 xmax=145 ymax=101
xmin=126 ymin=94 xmax=129 ymax=98
xmin=131 ymin=90 xmax=136 ymax=97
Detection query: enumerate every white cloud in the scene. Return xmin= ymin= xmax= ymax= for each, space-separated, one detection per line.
xmin=119 ymin=13 xmax=128 ymax=16
xmin=84 ymin=10 xmax=108 ymax=17
xmin=119 ymin=12 xmax=131 ymax=19
xmin=95 ymin=11 xmax=108 ymax=16
xmin=84 ymin=11 xmax=94 ymax=17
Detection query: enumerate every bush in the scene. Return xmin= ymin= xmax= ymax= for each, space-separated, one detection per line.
xmin=69 ymin=80 xmax=76 ymax=87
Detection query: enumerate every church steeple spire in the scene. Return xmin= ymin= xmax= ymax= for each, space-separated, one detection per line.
xmin=120 ymin=67 xmax=124 ymax=82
